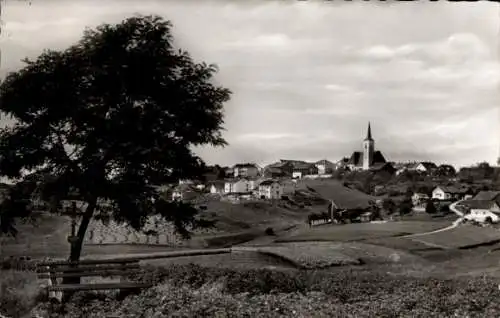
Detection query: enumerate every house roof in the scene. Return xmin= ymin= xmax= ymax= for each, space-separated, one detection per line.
xmin=462 ymin=199 xmax=497 ymax=210
xmin=174 ymin=184 xmax=198 ymax=192
xmin=315 ymin=159 xmax=334 ymax=166
xmin=348 ymin=151 xmax=386 ymax=167
xmin=292 ymin=162 xmax=316 ymax=170
xmin=260 ymin=179 xmax=279 ymax=186
xmin=369 ymin=162 xmax=394 ymax=172
xmin=305 ymin=180 xmax=376 ymax=210
xmin=435 ymin=185 xmax=470 ymax=194
xmin=472 ymin=191 xmax=500 ymax=201
xmin=208 ymin=181 xmax=225 ymax=188
xmin=416 ymin=162 xmax=437 ymax=170
xmin=233 ymin=163 xmax=258 ymax=169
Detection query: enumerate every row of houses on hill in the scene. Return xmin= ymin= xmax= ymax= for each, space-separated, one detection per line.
xmin=171 ymin=177 xmax=297 ymax=202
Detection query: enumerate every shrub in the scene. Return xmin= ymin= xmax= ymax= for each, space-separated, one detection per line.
xmin=0 ymin=269 xmax=44 ymax=317
xmin=265 ymin=227 xmax=275 ymax=236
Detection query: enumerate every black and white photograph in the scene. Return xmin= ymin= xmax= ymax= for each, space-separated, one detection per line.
xmin=1 ymin=1 xmax=500 ymax=317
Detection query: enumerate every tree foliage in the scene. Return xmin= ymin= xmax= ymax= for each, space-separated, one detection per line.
xmin=425 ymin=200 xmax=437 ymax=214
xmin=0 ymin=15 xmax=231 ymax=262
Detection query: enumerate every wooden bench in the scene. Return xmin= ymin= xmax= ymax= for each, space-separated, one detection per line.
xmin=36 ymin=257 xmax=153 ymax=302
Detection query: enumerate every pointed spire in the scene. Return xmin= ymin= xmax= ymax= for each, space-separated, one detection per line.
xmin=365 ymin=122 xmax=373 ymax=141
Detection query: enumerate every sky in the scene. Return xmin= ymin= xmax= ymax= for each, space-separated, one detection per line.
xmin=1 ymin=0 xmax=500 ymax=169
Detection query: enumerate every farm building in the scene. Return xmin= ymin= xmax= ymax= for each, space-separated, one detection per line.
xmin=472 ymin=191 xmax=500 ymax=204
xmin=305 ymin=180 xmax=375 ymax=211
xmin=224 ymin=179 xmax=251 ymax=194
xmin=432 ymin=186 xmax=472 ymax=201
xmin=292 ymin=162 xmax=319 ymax=179
xmin=463 ymin=199 xmax=500 ymax=223
xmin=258 ymin=179 xmax=284 ymax=199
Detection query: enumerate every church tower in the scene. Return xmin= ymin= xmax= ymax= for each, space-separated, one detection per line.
xmin=363 ymin=122 xmax=375 ymax=170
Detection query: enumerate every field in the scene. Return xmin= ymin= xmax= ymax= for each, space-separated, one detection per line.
xmin=413 ymin=224 xmax=500 ymax=249
xmin=7 ymin=192 xmax=500 ymax=317
xmin=277 ymin=221 xmax=450 ymax=243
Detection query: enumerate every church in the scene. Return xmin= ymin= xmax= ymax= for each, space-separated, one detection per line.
xmin=347 ymin=122 xmax=388 ymax=171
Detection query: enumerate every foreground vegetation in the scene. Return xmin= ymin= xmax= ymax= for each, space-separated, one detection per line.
xmin=1 ymin=263 xmax=499 ymax=317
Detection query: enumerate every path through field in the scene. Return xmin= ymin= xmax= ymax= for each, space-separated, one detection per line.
xmin=402 ymin=200 xmax=465 ymax=239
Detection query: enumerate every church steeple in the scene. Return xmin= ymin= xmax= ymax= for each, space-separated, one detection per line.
xmin=365 ymin=122 xmax=373 ymax=141
xmin=362 ymin=122 xmax=375 ymax=170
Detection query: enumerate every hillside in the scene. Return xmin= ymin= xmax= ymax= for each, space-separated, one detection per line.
xmin=298 ymin=179 xmax=377 ymax=209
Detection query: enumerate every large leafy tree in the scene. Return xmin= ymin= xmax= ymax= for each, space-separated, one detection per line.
xmin=0 ymin=15 xmax=230 ymax=264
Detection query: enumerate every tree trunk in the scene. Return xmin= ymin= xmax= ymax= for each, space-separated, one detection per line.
xmin=62 ymin=197 xmax=98 ymax=301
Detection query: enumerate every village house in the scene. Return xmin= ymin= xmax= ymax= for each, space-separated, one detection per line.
xmin=412 ymin=192 xmax=430 ymax=207
xmin=432 ymin=186 xmax=472 ymax=201
xmin=471 ymin=191 xmax=500 ymax=203
xmin=335 ymin=157 xmax=350 ymax=170
xmin=172 ymin=184 xmax=200 ymax=201
xmin=411 ymin=162 xmax=438 ymax=173
xmin=347 ymin=123 xmax=387 ymax=171
xmin=224 ymin=179 xmax=251 ymax=194
xmin=233 ymin=163 xmax=260 ymax=178
xmin=462 ymin=199 xmax=500 ymax=223
xmin=258 ymin=179 xmax=284 ymax=199
xmin=315 ymin=159 xmax=335 ymax=175
xmin=292 ymin=162 xmax=319 ymax=179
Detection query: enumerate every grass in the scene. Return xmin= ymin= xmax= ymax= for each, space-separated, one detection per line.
xmin=26 ymin=263 xmax=500 ymax=317
xmin=368 ymin=236 xmax=443 ymax=252
xmin=252 ymin=243 xmax=362 ymax=269
xmin=0 ymin=269 xmax=44 ymax=318
xmin=278 ymin=221 xmax=450 ymax=243
xmin=298 ymin=179 xmax=376 ymax=210
xmin=413 ymin=225 xmax=500 ymax=249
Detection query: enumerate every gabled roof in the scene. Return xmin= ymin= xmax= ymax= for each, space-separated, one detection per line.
xmin=435 ymin=185 xmax=470 ymax=194
xmin=173 ymin=184 xmax=198 ymax=192
xmin=305 ymin=180 xmax=376 ymax=210
xmin=348 ymin=151 xmax=386 ymax=167
xmin=292 ymin=162 xmax=316 ymax=170
xmin=208 ymin=180 xmax=225 ymax=188
xmin=473 ymin=191 xmax=500 ymax=201
xmin=315 ymin=159 xmax=335 ymax=166
xmin=462 ymin=199 xmax=497 ymax=210
xmin=259 ymin=179 xmax=279 ymax=186
xmin=233 ymin=163 xmax=258 ymax=169
xmin=416 ymin=162 xmax=437 ymax=170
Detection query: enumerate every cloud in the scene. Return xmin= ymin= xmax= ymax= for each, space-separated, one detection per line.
xmin=1 ymin=0 xmax=498 ymax=168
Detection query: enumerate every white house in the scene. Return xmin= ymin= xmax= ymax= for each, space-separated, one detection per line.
xmin=224 ymin=179 xmax=251 ymax=194
xmin=412 ymin=193 xmax=429 ymax=207
xmin=315 ymin=159 xmax=335 ymax=175
xmin=463 ymin=200 xmax=500 ymax=223
xmin=412 ymin=162 xmax=437 ymax=173
xmin=258 ymin=179 xmax=283 ymax=199
xmin=233 ymin=163 xmax=259 ymax=178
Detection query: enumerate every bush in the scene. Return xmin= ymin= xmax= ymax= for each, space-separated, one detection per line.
xmin=27 ymin=264 xmax=500 ymax=317
xmin=1 ymin=269 xmax=44 ymax=317
xmin=425 ymin=200 xmax=437 ymax=214
xmin=265 ymin=227 xmax=275 ymax=236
